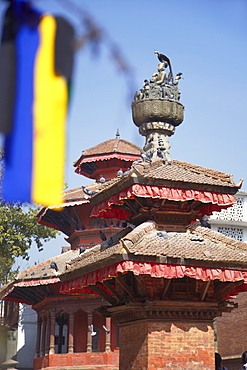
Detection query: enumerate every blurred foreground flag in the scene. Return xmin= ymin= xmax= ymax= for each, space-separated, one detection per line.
xmin=0 ymin=0 xmax=74 ymax=206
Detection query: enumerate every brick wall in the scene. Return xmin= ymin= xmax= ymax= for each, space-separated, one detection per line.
xmin=33 ymin=352 xmax=119 ymax=370
xmin=217 ymin=291 xmax=247 ymax=368
xmin=119 ymin=319 xmax=215 ymax=370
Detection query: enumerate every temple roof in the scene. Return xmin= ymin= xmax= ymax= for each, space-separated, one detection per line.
xmin=87 ymin=159 xmax=239 ymax=225
xmin=3 ymin=222 xmax=247 ymax=304
xmin=74 ymin=138 xmax=141 ymax=167
xmin=149 ymin=160 xmax=237 ymax=187
xmin=62 ymin=221 xmax=247 ymax=282
xmin=36 ymin=184 xmax=98 ymax=230
xmin=0 ymin=249 xmax=79 ymax=304
xmin=91 ymin=159 xmax=239 ymax=203
xmin=16 ymin=249 xmax=78 ymax=281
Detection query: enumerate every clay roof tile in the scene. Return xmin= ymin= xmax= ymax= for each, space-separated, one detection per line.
xmin=74 ymin=138 xmax=141 ymax=167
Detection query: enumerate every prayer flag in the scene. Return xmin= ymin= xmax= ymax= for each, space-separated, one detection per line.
xmin=0 ymin=1 xmax=74 ymax=206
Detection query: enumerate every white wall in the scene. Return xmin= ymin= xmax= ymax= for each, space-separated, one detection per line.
xmin=16 ymin=304 xmax=37 ymax=370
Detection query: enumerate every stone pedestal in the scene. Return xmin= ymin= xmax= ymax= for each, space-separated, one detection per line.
xmin=109 ymin=302 xmax=219 ymax=370
xmin=131 ymin=98 xmax=184 ymax=161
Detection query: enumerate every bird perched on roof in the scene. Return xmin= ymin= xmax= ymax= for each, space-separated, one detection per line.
xmin=157 ymin=148 xmax=167 ymax=161
xmin=199 ymin=216 xmax=211 ymax=229
xmin=82 ymin=186 xmax=97 ymax=197
xmin=100 ymin=175 xmax=105 ymax=184
xmin=132 ymin=159 xmax=140 ymax=166
xmin=123 ymin=168 xmax=130 ymax=177
xmin=79 ymin=245 xmax=86 ymax=254
xmin=88 ymin=325 xmax=97 ymax=336
xmin=99 ymin=230 xmax=107 ymax=241
xmin=116 ymin=168 xmax=123 ymax=177
xmin=107 ymin=236 xmax=114 ymax=247
xmin=102 ymin=325 xmax=110 ymax=334
xmin=50 ymin=261 xmax=58 ymax=271
xmin=140 ymin=152 xmax=151 ymax=163
xmin=157 ymin=230 xmax=168 ymax=239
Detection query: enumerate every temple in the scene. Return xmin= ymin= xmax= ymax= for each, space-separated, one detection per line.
xmin=1 ymin=53 xmax=247 ymax=370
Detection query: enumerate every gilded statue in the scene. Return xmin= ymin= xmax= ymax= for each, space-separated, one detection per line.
xmin=134 ymin=52 xmax=182 ymax=102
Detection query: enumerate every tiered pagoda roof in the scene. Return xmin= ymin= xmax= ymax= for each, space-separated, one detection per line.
xmin=88 ymin=158 xmax=240 ymax=230
xmin=59 ymin=221 xmax=247 ymax=307
xmin=74 ymin=138 xmax=141 ymax=180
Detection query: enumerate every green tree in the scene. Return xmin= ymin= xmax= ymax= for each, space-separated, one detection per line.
xmin=0 ymin=202 xmax=58 ymax=284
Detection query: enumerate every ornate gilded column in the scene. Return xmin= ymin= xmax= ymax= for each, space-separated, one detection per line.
xmin=49 ymin=310 xmax=56 ymax=355
xmin=68 ymin=312 xmax=74 ymax=353
xmin=105 ymin=317 xmax=111 ymax=352
xmin=40 ymin=315 xmax=47 ymax=357
xmin=35 ymin=317 xmax=42 ymax=358
xmin=86 ymin=312 xmax=93 ymax=352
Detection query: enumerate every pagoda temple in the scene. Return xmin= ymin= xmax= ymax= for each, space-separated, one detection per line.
xmin=0 ymin=137 xmax=141 ymax=370
xmin=1 ymin=53 xmax=247 ymax=370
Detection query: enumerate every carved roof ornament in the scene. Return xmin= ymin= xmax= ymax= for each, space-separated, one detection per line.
xmin=132 ymin=52 xmax=185 ymax=162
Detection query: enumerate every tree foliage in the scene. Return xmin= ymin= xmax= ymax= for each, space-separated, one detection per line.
xmin=0 ymin=202 xmax=58 ymax=284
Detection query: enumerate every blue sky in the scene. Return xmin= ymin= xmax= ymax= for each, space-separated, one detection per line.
xmin=3 ymin=0 xmax=247 ymax=268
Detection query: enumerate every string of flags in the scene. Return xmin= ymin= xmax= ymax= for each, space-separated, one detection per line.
xmin=0 ymin=0 xmax=74 ymax=206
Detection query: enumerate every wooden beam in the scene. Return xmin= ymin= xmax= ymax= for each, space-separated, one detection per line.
xmin=187 ymin=200 xmax=200 ymax=211
xmin=134 ymin=197 xmax=145 ymax=208
xmin=212 ymin=281 xmax=243 ymax=300
xmin=160 ymin=279 xmax=171 ymax=299
xmin=45 ymin=213 xmax=71 ymax=236
xmin=102 ymin=219 xmax=108 ymax=227
xmin=81 ymin=163 xmax=94 ymax=175
xmin=101 ymin=281 xmax=123 ymax=303
xmin=89 ymin=284 xmax=118 ymax=306
xmin=200 ymin=281 xmax=211 ymax=301
xmin=62 ymin=208 xmax=80 ymax=230
xmin=179 ymin=201 xmax=187 ymax=210
xmin=124 ymin=199 xmax=138 ymax=215
xmin=34 ymin=287 xmax=46 ymax=300
xmin=116 ymin=275 xmax=138 ymax=299
xmin=73 ymin=208 xmax=85 ymax=230
xmin=38 ymin=285 xmax=54 ymax=297
xmin=91 ymin=162 xmax=98 ymax=170
xmin=161 ymin=199 xmax=167 ymax=207
xmin=14 ymin=288 xmax=38 ymax=304
xmin=103 ymin=159 xmax=109 ymax=168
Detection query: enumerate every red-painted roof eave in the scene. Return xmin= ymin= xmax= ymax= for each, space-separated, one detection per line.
xmin=91 ymin=184 xmax=237 ymax=219
xmin=60 ymin=260 xmax=247 ymax=298
xmin=75 ymin=153 xmax=141 ymax=174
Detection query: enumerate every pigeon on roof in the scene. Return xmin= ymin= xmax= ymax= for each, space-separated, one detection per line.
xmin=100 ymin=175 xmax=105 ymax=184
xmin=157 ymin=230 xmax=168 ymax=239
xmin=99 ymin=230 xmax=107 ymax=241
xmin=116 ymin=168 xmax=123 ymax=177
xmin=50 ymin=261 xmax=58 ymax=271
xmin=82 ymin=186 xmax=97 ymax=196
